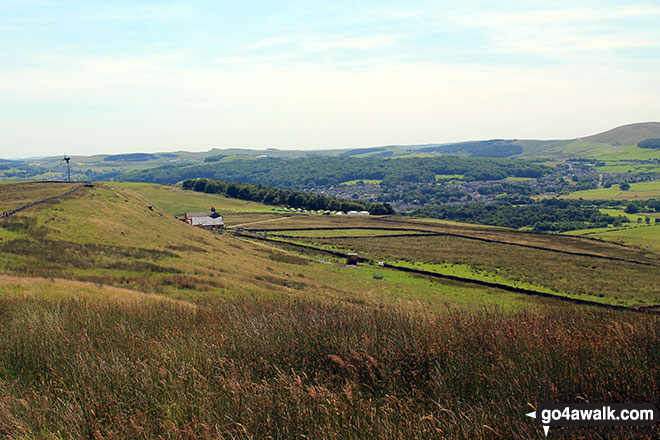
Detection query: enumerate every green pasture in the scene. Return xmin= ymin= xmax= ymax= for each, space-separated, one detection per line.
xmin=562 ymin=180 xmax=660 ymax=200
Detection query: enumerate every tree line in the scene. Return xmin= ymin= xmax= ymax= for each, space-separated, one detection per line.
xmin=182 ymin=178 xmax=395 ymax=215
xmin=638 ymin=139 xmax=660 ymax=149
xmin=120 ymin=155 xmax=549 ymax=190
xmin=407 ymin=198 xmax=630 ymax=232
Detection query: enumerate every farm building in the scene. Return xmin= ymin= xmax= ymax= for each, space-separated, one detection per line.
xmin=184 ymin=208 xmax=224 ymax=229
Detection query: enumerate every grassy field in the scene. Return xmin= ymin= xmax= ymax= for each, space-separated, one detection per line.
xmin=562 ymin=180 xmax=660 ymax=200
xmin=237 ymin=213 xmax=660 ymax=306
xmin=113 ymin=182 xmax=274 ymax=215
xmin=599 ymin=208 xmax=660 ymax=222
xmin=595 ymin=144 xmax=660 ymax=161
xmin=272 ymin=228 xmax=431 ymax=238
xmin=238 ymin=214 xmax=658 ymax=263
xmin=273 ymin=233 xmax=660 ymax=306
xmin=1 ymin=182 xmax=660 ymax=438
xmin=581 ymin=122 xmax=660 ymax=147
xmin=521 ymin=141 xmax=621 ymax=159
xmin=223 ymin=212 xmax=294 ymax=227
xmin=0 ymin=181 xmax=79 ymax=212
xmin=2 ymin=183 xmax=562 ymax=310
xmin=504 ymin=176 xmax=536 ymax=182
xmin=596 ymin=162 xmax=660 ymax=174
xmin=435 ymin=174 xmax=464 ymax=180
xmin=568 ymin=223 xmax=660 ymax=252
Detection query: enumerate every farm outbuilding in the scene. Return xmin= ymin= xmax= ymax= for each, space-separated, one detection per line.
xmin=184 ymin=208 xmax=224 ymax=229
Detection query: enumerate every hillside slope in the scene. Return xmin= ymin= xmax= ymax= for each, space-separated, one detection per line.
xmin=0 ymin=182 xmax=528 ymax=310
xmin=1 ymin=182 xmax=660 ymax=439
xmin=581 ymin=122 xmax=660 ymax=146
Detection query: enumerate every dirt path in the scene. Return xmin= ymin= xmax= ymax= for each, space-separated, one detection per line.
xmin=0 ymin=183 xmax=87 ymax=219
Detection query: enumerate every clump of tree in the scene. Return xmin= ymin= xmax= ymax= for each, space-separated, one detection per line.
xmin=182 ymin=178 xmax=395 ymax=215
xmin=203 ymin=155 xmax=226 ymax=163
xmin=623 ymin=199 xmax=660 ymax=214
xmin=407 ymin=198 xmax=628 ymax=232
xmin=638 ymin=139 xmax=660 ymax=149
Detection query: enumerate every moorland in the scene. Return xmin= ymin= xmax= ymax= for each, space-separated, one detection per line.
xmin=0 ymin=180 xmax=659 ymax=439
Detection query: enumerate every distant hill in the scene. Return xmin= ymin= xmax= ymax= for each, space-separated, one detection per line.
xmin=416 ymin=140 xmax=524 ymax=158
xmin=581 ymin=122 xmax=660 ymax=146
xmin=345 ymin=123 xmax=660 ymax=159
xmin=4 ymin=122 xmax=660 ymax=183
xmin=104 ymin=153 xmax=158 ymax=162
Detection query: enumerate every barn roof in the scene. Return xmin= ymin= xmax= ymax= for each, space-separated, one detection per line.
xmin=185 ymin=210 xmax=224 ymax=226
xmin=190 ymin=216 xmax=224 ymax=226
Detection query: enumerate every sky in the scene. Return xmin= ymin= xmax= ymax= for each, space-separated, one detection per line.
xmin=1 ymin=0 xmax=660 ymax=158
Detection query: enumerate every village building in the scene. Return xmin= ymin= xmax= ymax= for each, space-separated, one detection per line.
xmin=184 ymin=208 xmax=224 ymax=229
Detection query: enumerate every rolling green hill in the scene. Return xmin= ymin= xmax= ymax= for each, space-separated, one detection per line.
xmin=516 ymin=140 xmax=623 ymax=159
xmin=581 ymin=122 xmax=660 ymax=146
xmin=1 ymin=181 xmax=660 ymax=438
xmin=4 ymin=123 xmax=660 ymax=184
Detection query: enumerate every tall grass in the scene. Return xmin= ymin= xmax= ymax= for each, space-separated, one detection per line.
xmin=0 ymin=295 xmax=658 ymax=439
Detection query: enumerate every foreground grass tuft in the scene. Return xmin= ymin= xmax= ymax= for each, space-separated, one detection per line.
xmin=0 ymin=295 xmax=658 ymax=439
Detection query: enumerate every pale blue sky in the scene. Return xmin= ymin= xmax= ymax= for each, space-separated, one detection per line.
xmin=2 ymin=0 xmax=660 ymax=157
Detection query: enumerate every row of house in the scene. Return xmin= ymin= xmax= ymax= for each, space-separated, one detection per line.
xmin=335 ymin=210 xmax=370 ymax=216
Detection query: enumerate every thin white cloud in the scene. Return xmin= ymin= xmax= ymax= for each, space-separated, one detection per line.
xmin=2 ymin=53 xmax=659 ymax=156
xmin=454 ymin=4 xmax=660 ymax=58
xmin=457 ymin=4 xmax=660 ymax=26
xmin=247 ymin=34 xmax=402 ymax=53
xmin=247 ymin=36 xmax=295 ymax=49
xmin=492 ymin=33 xmax=660 ymax=55
xmin=300 ymin=34 xmax=402 ymax=52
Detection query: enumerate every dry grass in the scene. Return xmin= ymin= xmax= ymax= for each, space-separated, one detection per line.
xmin=113 ymin=182 xmax=274 ymax=215
xmin=0 ymin=293 xmax=658 ymax=439
xmin=0 ymin=182 xmax=549 ymax=311
xmin=240 ymin=214 xmax=658 ymax=263
xmin=0 ymin=181 xmax=79 ymax=212
xmin=0 ymin=274 xmax=197 ymax=309
xmin=293 ymin=234 xmax=660 ymax=306
xmin=1 ymin=182 xmax=659 ymax=439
